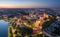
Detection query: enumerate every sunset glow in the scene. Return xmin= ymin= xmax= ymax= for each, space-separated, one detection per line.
xmin=0 ymin=0 xmax=60 ymax=8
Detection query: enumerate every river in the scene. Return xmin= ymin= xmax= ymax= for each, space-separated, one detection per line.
xmin=0 ymin=20 xmax=9 ymax=37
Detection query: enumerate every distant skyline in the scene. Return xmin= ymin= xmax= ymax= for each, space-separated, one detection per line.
xmin=0 ymin=0 xmax=60 ymax=8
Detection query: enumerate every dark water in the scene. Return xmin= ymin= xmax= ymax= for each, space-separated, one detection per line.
xmin=0 ymin=20 xmax=9 ymax=37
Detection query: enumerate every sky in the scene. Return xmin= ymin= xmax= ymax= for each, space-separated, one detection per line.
xmin=0 ymin=0 xmax=60 ymax=8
